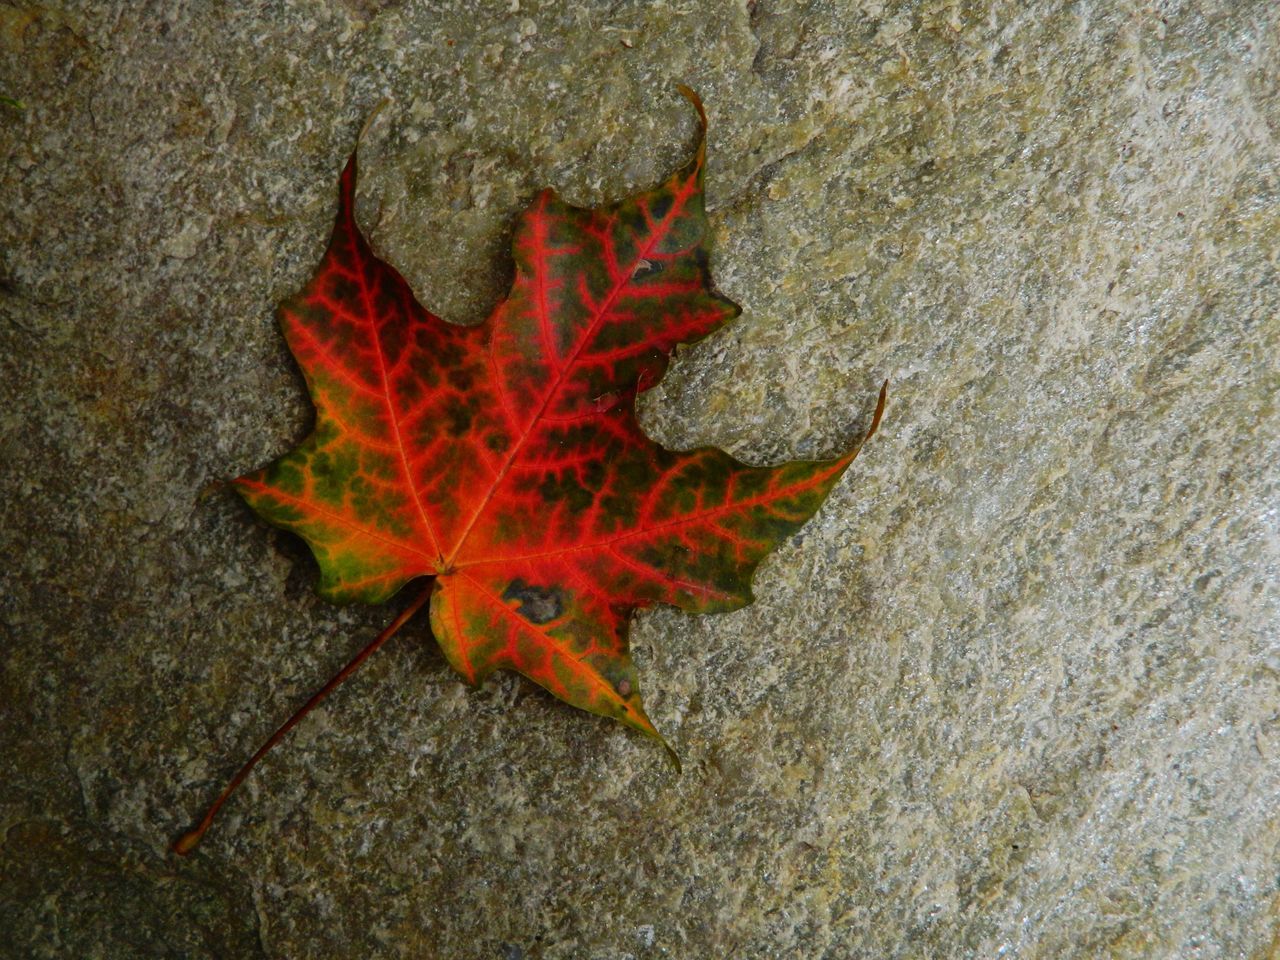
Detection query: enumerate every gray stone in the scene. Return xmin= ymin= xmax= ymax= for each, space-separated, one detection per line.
xmin=2 ymin=0 xmax=1277 ymax=957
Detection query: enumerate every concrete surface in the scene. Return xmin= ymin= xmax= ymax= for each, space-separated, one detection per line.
xmin=2 ymin=0 xmax=1278 ymax=957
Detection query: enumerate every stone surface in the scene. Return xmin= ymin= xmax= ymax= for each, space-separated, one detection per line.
xmin=3 ymin=1 xmax=1278 ymax=957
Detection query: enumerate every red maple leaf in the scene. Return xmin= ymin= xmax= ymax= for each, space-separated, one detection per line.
xmin=175 ymin=89 xmax=884 ymax=853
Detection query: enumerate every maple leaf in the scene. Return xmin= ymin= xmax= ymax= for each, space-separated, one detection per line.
xmin=174 ymin=89 xmax=885 ymax=853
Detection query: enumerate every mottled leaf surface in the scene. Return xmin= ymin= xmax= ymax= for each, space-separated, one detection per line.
xmin=236 ymin=94 xmax=884 ymax=748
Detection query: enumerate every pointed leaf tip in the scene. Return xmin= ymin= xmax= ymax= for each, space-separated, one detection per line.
xmin=675 ymin=83 xmax=707 ymax=131
xmin=337 ymin=151 xmax=358 ymax=220
xmin=663 ymin=741 xmax=683 ymax=775
xmin=868 ymin=379 xmax=888 ymax=441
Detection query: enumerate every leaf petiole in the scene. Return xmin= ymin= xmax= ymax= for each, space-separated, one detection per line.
xmin=172 ymin=581 xmax=433 ymax=855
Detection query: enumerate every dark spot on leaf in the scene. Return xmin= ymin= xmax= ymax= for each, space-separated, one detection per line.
xmin=376 ymin=285 xmax=401 ymax=317
xmin=448 ymin=368 xmax=474 ymax=391
xmin=538 ymin=472 xmax=593 ymax=512
xmin=616 ymin=679 xmax=632 ymax=697
xmin=330 ymin=276 xmax=359 ymax=303
xmin=446 ymin=404 xmax=473 ymax=436
xmin=502 ymin=579 xmax=564 ymax=625
xmin=438 ymin=341 xmax=464 ymax=367
xmin=649 ymin=194 xmax=673 ymax=220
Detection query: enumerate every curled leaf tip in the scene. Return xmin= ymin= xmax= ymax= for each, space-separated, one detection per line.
xmin=868 ymin=379 xmax=888 ymax=440
xmin=663 ymin=742 xmax=684 ymax=775
xmin=675 ymin=83 xmax=707 ymax=131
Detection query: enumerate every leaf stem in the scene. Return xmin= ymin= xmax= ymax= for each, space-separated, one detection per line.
xmin=172 ymin=581 xmax=433 ymax=855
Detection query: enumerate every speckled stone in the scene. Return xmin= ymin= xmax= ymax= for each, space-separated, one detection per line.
xmin=3 ymin=1 xmax=1278 ymax=958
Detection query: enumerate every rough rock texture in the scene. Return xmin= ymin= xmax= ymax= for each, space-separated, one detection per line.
xmin=3 ymin=1 xmax=1278 ymax=957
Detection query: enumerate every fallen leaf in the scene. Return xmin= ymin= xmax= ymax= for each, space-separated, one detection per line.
xmin=175 ymin=89 xmax=885 ymax=853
